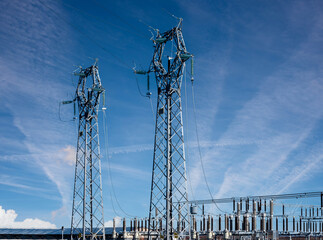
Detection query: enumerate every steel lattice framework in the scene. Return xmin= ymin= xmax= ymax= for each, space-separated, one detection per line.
xmin=71 ymin=64 xmax=105 ymax=240
xmin=146 ymin=19 xmax=192 ymax=240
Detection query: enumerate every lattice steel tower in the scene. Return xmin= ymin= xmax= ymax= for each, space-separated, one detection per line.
xmin=136 ymin=19 xmax=193 ymax=240
xmin=70 ymin=63 xmax=106 ymax=240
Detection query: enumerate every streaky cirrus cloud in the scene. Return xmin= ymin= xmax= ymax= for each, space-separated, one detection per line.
xmin=184 ymin=2 xmax=323 ymax=202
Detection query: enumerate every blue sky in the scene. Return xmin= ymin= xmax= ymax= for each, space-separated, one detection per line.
xmin=0 ymin=0 xmax=323 ymax=229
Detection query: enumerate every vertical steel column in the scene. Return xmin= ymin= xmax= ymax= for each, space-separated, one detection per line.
xmin=166 ymin=91 xmax=171 ymax=240
xmin=83 ymin=122 xmax=87 ymax=240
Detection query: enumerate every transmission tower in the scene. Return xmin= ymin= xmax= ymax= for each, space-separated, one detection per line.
xmin=69 ymin=62 xmax=106 ymax=240
xmin=136 ymin=19 xmax=193 ymax=240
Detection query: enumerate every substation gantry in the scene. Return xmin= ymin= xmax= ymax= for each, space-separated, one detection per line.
xmin=135 ymin=18 xmax=193 ymax=240
xmin=63 ymin=62 xmax=106 ymax=240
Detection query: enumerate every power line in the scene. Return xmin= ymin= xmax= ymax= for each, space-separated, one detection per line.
xmin=184 ymin=67 xmax=209 ymax=216
xmin=135 ymin=75 xmax=148 ymax=97
xmin=184 ymin=68 xmax=196 ymax=201
xmin=102 ymin=110 xmax=135 ymax=218
xmin=191 ymin=81 xmax=227 ymax=214
xmin=102 ymin=110 xmax=121 ymax=218
xmin=58 ymin=101 xmax=75 ymax=122
xmin=134 ymin=73 xmax=155 ymax=121
xmin=148 ymin=97 xmax=155 ymax=122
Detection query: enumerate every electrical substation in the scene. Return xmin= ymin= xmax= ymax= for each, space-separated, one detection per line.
xmin=1 ymin=17 xmax=322 ymax=240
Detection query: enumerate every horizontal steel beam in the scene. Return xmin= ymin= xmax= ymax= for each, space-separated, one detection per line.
xmin=187 ymin=191 xmax=323 ymax=205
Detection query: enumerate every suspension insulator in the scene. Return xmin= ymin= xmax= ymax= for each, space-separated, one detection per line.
xmin=62 ymin=100 xmax=73 ymax=105
xmin=180 ymin=53 xmax=191 ymax=61
xmin=191 ymin=56 xmax=194 ymax=82
xmin=92 ymin=87 xmax=104 ymax=92
xmin=74 ymin=72 xmax=86 ymax=77
xmin=135 ymin=70 xmax=147 ymax=75
xmin=155 ymin=37 xmax=167 ymax=43
xmin=102 ymin=91 xmax=106 ymax=108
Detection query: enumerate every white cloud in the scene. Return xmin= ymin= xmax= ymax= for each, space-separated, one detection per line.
xmin=105 ymin=216 xmax=123 ymax=228
xmin=60 ymin=145 xmax=76 ymax=166
xmin=0 ymin=206 xmax=56 ymax=229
